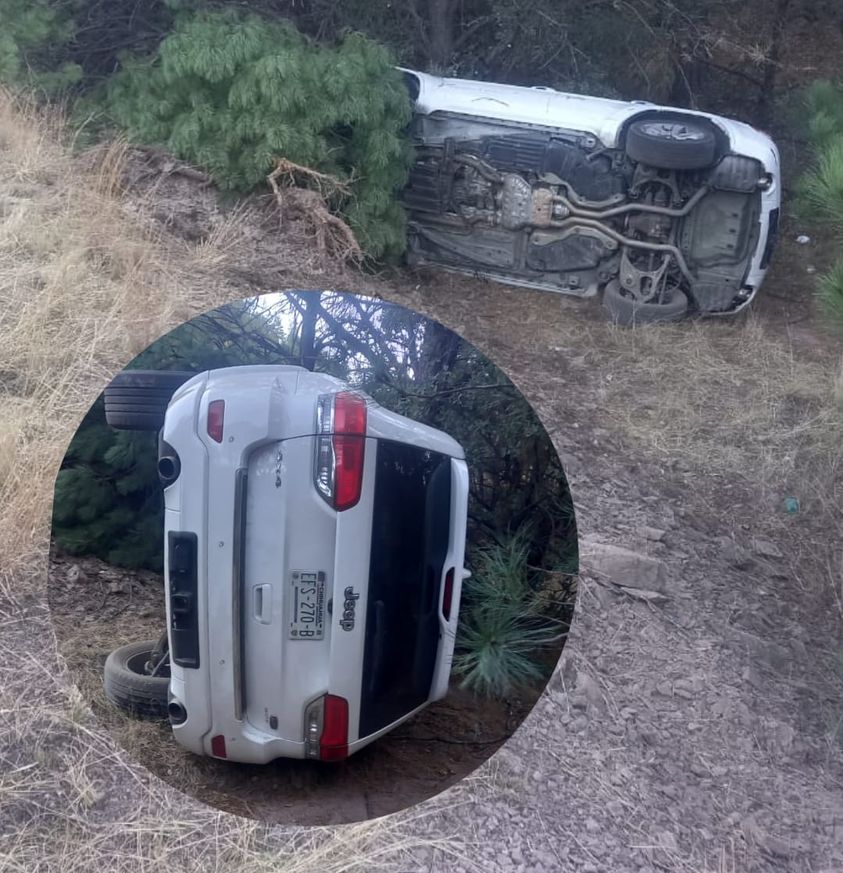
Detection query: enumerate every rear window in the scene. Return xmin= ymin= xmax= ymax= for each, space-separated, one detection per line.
xmin=359 ymin=441 xmax=452 ymax=737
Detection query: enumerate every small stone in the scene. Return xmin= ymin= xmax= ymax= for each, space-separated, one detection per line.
xmin=732 ymin=628 xmax=791 ymax=670
xmin=638 ymin=727 xmax=659 ymax=745
xmin=590 ymin=582 xmax=616 ymax=610
xmin=752 ymin=537 xmax=784 ymax=559
xmin=742 ymin=664 xmax=764 ymax=688
xmin=675 ymin=676 xmax=703 ymax=694
xmin=656 ymin=831 xmax=679 ymax=853
xmin=656 ymin=680 xmax=673 ymax=697
xmin=571 ymin=716 xmax=589 ymax=733
xmin=690 ymin=761 xmax=708 ymax=778
xmin=715 ymin=536 xmax=754 ymax=569
xmin=585 ymin=817 xmax=601 ymax=833
xmin=571 ymin=673 xmax=604 ymax=711
xmin=640 ymin=526 xmax=666 ymax=542
xmin=66 ymin=564 xmax=84 ymax=583
xmin=796 ymin=234 xmax=811 ymax=244
xmin=581 ymin=542 xmax=670 ymax=593
xmin=771 ymin=721 xmax=796 ymax=753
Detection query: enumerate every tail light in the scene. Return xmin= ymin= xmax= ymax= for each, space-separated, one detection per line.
xmin=304 ymin=694 xmax=349 ymax=762
xmin=314 ymin=391 xmax=367 ymax=511
xmin=210 ymin=734 xmax=227 ymax=758
xmin=207 ymin=399 xmax=225 ymax=443
xmin=442 ymin=567 xmax=455 ymax=621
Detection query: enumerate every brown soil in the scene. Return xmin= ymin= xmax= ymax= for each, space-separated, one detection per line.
xmin=47 ymin=551 xmax=544 ymax=824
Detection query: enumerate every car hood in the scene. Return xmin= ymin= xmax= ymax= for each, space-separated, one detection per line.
xmin=402 ymin=69 xmax=780 ymax=173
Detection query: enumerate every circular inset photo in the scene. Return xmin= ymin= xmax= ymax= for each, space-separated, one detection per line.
xmin=48 ymin=290 xmax=578 ymax=824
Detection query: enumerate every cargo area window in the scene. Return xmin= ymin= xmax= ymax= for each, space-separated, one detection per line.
xmin=359 ymin=442 xmax=452 ymax=737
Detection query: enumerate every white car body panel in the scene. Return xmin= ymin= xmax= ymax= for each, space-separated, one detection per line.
xmin=405 ymin=69 xmax=780 ymax=167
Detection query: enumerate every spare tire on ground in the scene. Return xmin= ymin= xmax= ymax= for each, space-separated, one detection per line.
xmin=625 ymin=117 xmax=718 ymax=170
xmin=104 ymin=638 xmax=170 ymax=720
xmin=103 ymin=369 xmax=195 ymax=431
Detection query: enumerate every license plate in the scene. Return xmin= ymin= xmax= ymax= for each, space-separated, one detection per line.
xmin=289 ymin=571 xmax=325 ymax=640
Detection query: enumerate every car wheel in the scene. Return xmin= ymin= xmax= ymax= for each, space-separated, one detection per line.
xmin=103 ymin=370 xmax=194 ymax=431
xmin=625 ymin=117 xmax=718 ymax=170
xmin=104 ymin=639 xmax=170 ymax=720
xmin=602 ymin=279 xmax=688 ymax=326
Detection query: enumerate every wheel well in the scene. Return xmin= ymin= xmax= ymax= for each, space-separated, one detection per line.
xmin=401 ymin=71 xmax=421 ymax=106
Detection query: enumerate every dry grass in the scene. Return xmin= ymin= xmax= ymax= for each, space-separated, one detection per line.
xmin=0 ymin=92 xmax=476 ymax=871
xmin=0 ymin=93 xmax=224 ymax=584
xmin=592 ymin=314 xmax=843 ymax=492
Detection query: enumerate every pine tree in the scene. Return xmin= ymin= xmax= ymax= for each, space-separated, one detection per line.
xmin=104 ymin=11 xmax=414 ymax=259
xmin=799 ymin=80 xmax=843 ymax=329
xmin=0 ymin=1 xmax=82 ymax=92
xmin=52 ymin=403 xmax=163 ymax=570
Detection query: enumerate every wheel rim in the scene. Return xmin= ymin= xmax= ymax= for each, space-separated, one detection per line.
xmin=126 ymin=650 xmax=170 ymax=679
xmin=639 ymin=121 xmax=705 ymax=142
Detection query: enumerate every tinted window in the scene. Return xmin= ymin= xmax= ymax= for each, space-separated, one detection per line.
xmin=359 ymin=441 xmax=451 ymax=737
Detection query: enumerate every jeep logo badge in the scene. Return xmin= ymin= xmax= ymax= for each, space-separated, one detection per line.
xmin=339 ymin=586 xmax=359 ymax=631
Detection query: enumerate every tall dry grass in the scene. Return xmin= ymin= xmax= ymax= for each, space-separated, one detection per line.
xmin=598 ymin=315 xmax=843 ymax=496
xmin=0 ymin=92 xmax=473 ymax=872
xmin=0 ymin=93 xmax=232 ymax=586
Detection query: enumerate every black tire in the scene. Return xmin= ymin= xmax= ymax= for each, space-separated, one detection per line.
xmin=602 ymin=279 xmax=688 ymax=326
xmin=103 ymin=370 xmax=195 ymax=431
xmin=625 ymin=117 xmax=718 ymax=170
xmin=104 ymin=639 xmax=170 ymax=720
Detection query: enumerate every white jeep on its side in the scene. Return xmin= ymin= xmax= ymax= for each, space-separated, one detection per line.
xmin=399 ymin=69 xmax=781 ymax=324
xmin=102 ymin=365 xmax=470 ymax=764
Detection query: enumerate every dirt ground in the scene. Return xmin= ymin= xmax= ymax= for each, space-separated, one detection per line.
xmin=47 ymin=550 xmax=543 ymax=824
xmin=2 ymin=90 xmax=842 ymax=871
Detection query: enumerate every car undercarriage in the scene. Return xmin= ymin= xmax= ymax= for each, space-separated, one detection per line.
xmin=403 ymin=111 xmax=773 ymax=322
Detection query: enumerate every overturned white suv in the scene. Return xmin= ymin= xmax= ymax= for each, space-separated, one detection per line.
xmin=102 ymin=365 xmax=470 ymax=764
xmin=400 ymin=69 xmax=781 ymax=323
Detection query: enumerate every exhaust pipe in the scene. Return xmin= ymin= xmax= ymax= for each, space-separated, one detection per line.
xmin=157 ymin=435 xmax=181 ymax=485
xmin=158 ymin=454 xmax=180 ymax=483
xmin=168 ymin=700 xmax=187 ymax=726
